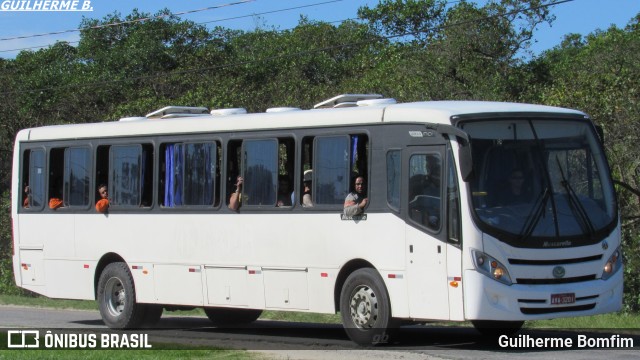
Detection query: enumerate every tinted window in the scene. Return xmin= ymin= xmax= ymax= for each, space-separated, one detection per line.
xmin=387 ymin=150 xmax=401 ymax=211
xmin=446 ymin=151 xmax=460 ymax=243
xmin=314 ymin=136 xmax=349 ymax=205
xmin=64 ymin=147 xmax=90 ymax=206
xmin=28 ymin=149 xmax=46 ymax=208
xmin=243 ymin=139 xmax=277 ymax=206
xmin=184 ymin=143 xmax=216 ymax=205
xmin=110 ymin=145 xmax=142 ymax=206
xmin=408 ymin=154 xmax=442 ymax=231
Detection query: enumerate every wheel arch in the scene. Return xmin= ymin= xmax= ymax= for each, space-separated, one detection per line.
xmin=94 ymin=252 xmax=126 ymax=300
xmin=333 ymin=258 xmax=377 ymax=312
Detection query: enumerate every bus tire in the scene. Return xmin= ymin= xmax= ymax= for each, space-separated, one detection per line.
xmin=204 ymin=308 xmax=263 ymax=325
xmin=471 ymin=320 xmax=524 ymax=337
xmin=97 ymin=262 xmax=146 ymax=329
xmin=340 ymin=268 xmax=397 ymax=346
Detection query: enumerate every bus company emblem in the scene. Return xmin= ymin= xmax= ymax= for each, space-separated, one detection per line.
xmin=552 ymin=266 xmax=566 ymax=279
xmin=602 ymin=241 xmax=609 ymax=250
xmin=408 ymin=131 xmax=435 ymax=138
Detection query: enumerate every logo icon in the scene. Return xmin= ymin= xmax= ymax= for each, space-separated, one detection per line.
xmin=7 ymin=330 xmax=40 ymax=348
xmin=602 ymin=241 xmax=609 ymax=250
xmin=552 ymin=266 xmax=566 ymax=279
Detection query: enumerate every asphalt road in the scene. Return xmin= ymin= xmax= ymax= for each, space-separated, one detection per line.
xmin=1 ymin=305 xmax=638 ymax=360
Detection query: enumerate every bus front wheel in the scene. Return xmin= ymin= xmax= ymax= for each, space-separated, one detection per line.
xmin=340 ymin=268 xmax=397 ymax=346
xmin=97 ymin=262 xmax=146 ymax=329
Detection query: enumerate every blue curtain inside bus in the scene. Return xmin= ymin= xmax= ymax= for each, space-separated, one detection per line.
xmin=164 ymin=144 xmax=183 ymax=207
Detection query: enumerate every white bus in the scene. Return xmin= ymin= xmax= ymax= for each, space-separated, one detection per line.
xmin=11 ymin=94 xmax=622 ymax=345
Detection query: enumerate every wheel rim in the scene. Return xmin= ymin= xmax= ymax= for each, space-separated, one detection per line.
xmin=349 ymin=285 xmax=378 ymax=329
xmin=103 ymin=276 xmax=126 ymax=317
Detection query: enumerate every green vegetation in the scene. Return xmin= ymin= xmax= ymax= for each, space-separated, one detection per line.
xmin=0 ymin=0 xmax=639 ymax=313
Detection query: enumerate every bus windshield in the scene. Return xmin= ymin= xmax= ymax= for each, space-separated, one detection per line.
xmin=462 ymin=118 xmax=616 ymax=247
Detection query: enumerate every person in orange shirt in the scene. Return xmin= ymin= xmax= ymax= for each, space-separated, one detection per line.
xmin=95 ymin=184 xmax=110 ymax=213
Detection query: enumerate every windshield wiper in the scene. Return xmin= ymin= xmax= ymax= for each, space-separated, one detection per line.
xmin=555 ymin=156 xmax=595 ymax=237
xmin=519 ymin=186 xmax=551 ymax=241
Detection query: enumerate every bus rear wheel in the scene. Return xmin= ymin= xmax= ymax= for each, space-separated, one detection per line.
xmin=203 ymin=308 xmax=263 ymax=326
xmin=340 ymin=268 xmax=397 ymax=346
xmin=97 ymin=262 xmax=146 ymax=329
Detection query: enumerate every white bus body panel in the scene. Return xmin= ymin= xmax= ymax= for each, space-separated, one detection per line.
xmin=20 ymin=211 xmax=412 ymax=316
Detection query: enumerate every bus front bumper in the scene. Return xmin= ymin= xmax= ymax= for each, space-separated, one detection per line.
xmin=463 ymin=269 xmax=623 ymax=321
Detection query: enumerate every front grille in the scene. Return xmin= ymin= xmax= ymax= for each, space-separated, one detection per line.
xmin=508 ymin=255 xmax=602 ymax=265
xmin=516 ymin=275 xmax=596 ymax=285
xmin=520 ymin=303 xmax=596 ymax=315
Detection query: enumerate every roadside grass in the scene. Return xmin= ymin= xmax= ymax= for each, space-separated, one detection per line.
xmin=0 ymin=294 xmax=637 ymax=331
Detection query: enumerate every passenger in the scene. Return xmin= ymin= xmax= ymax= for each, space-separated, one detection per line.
xmin=277 ymin=176 xmax=292 ymax=207
xmin=302 ymin=170 xmax=313 ymax=207
xmin=95 ymin=184 xmax=110 ymax=213
xmin=23 ymin=185 xmax=30 ymax=208
xmin=498 ymin=169 xmax=530 ymax=205
xmin=228 ymin=176 xmax=243 ymax=211
xmin=49 ymin=197 xmax=63 ymax=210
xmin=49 ymin=179 xmax=63 ymax=209
xmin=343 ymin=176 xmax=367 ymax=217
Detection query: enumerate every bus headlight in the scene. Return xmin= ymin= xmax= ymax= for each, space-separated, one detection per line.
xmin=601 ymin=246 xmax=622 ymax=280
xmin=472 ymin=250 xmax=512 ymax=285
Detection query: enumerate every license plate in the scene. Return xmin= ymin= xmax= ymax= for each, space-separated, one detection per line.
xmin=551 ymin=293 xmax=575 ymax=305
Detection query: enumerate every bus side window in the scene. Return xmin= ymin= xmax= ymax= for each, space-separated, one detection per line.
xmin=313 ymin=136 xmax=350 ymax=205
xmin=312 ymin=134 xmax=369 ymax=206
xmin=447 ymin=150 xmax=461 ymax=244
xmin=160 ymin=142 xmax=218 ymax=207
xmin=243 ymin=139 xmax=278 ymax=206
xmin=63 ymin=147 xmax=91 ymax=207
xmin=226 ymin=140 xmax=243 ymax=207
xmin=277 ymin=137 xmax=294 ymax=207
xmin=408 ymin=153 xmax=442 ymax=231
xmin=300 ymin=136 xmax=314 ymax=207
xmin=48 ymin=148 xmax=65 ymax=208
xmin=350 ymin=134 xmax=368 ymax=180
xmin=23 ymin=149 xmax=46 ymax=209
xmin=96 ymin=145 xmax=110 ymax=201
xmin=109 ymin=144 xmax=152 ymax=207
xmin=386 ymin=150 xmax=401 ymax=211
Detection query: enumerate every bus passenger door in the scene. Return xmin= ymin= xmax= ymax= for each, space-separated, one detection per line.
xmin=404 ymin=146 xmax=450 ymax=320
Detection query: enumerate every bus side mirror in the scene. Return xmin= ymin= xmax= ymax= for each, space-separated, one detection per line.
xmin=459 ymin=143 xmax=473 ymax=182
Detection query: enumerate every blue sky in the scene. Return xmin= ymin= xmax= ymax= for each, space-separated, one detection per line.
xmin=0 ymin=0 xmax=639 ymax=59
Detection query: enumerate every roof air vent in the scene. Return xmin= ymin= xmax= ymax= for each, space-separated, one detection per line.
xmin=210 ymin=108 xmax=248 ymax=116
xmin=314 ymin=94 xmax=383 ymax=109
xmin=357 ymin=98 xmax=397 ymax=106
xmin=146 ymin=106 xmax=209 ymax=119
xmin=266 ymin=107 xmax=302 ymax=113
xmin=119 ymin=117 xmax=147 ymax=122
